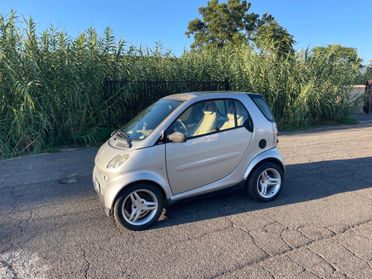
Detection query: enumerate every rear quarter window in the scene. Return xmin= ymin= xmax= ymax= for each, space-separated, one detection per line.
xmin=249 ymin=94 xmax=275 ymax=122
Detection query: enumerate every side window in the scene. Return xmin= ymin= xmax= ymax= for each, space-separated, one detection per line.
xmin=168 ymin=99 xmax=252 ymax=139
xmin=170 ymin=100 xmax=218 ymax=138
xmin=218 ymin=100 xmax=236 ymax=131
xmin=234 ymin=100 xmax=250 ymax=127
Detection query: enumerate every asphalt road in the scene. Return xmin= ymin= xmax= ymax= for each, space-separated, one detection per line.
xmin=1 ymin=123 xmax=372 ymax=279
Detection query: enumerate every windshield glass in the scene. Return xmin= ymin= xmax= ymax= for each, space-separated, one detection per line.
xmin=121 ymin=99 xmax=182 ymax=141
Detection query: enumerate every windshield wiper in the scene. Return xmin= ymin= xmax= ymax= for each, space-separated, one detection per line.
xmin=112 ymin=130 xmax=132 ymax=148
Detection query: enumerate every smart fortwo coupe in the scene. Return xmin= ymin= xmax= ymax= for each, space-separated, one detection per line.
xmin=93 ymin=92 xmax=285 ymax=230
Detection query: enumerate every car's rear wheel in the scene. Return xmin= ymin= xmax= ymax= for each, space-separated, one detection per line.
xmin=246 ymin=162 xmax=284 ymax=202
xmin=113 ymin=183 xmax=164 ymax=231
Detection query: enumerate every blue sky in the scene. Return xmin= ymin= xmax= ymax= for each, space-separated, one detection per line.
xmin=0 ymin=0 xmax=370 ymax=63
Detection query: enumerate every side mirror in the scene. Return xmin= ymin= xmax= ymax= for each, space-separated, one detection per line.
xmin=167 ymin=132 xmax=186 ymax=143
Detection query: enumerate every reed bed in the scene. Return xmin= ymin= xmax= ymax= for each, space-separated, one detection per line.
xmin=0 ymin=12 xmax=358 ymax=157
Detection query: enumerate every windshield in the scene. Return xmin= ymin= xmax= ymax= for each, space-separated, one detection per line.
xmin=122 ymin=99 xmax=182 ymax=140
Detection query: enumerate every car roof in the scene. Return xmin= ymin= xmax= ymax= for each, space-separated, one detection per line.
xmin=164 ymin=91 xmax=262 ymax=101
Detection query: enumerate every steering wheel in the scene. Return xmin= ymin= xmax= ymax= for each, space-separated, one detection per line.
xmin=175 ymin=119 xmax=188 ymax=136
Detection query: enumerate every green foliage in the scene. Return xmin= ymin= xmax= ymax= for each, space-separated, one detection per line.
xmin=185 ymin=0 xmax=275 ymax=49
xmin=313 ymin=45 xmax=365 ymax=85
xmin=0 ymin=12 xmax=360 ymax=158
xmin=187 ymin=45 xmax=357 ymax=127
xmin=185 ymin=0 xmax=294 ymax=57
xmin=255 ymin=21 xmax=295 ymax=58
xmin=312 ymin=45 xmax=362 ymax=69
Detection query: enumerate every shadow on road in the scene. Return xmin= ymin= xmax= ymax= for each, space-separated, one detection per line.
xmin=1 ymin=157 xmax=371 ymax=232
xmin=153 ymin=156 xmax=372 ymax=229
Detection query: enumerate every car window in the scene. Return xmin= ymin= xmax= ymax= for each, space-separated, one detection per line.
xmin=169 ymin=99 xmax=248 ymax=139
xmin=234 ymin=100 xmax=250 ymax=127
xmin=249 ymin=94 xmax=274 ymax=122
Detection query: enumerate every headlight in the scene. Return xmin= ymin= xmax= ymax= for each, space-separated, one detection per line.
xmin=107 ymin=154 xmax=129 ymax=169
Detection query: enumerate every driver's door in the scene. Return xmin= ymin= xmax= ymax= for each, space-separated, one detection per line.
xmin=165 ymin=99 xmax=252 ymax=195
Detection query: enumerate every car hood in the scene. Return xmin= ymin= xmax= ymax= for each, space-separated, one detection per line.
xmin=94 ymin=139 xmax=139 ymax=171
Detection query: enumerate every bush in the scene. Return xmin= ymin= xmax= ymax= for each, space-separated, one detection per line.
xmin=0 ymin=12 xmax=359 ymax=158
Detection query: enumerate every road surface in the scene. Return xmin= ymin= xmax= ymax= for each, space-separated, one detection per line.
xmin=1 ymin=123 xmax=372 ymax=278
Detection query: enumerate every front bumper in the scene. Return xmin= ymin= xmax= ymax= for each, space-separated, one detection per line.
xmin=92 ymin=164 xmax=172 ymax=216
xmin=93 ymin=167 xmax=112 ymax=216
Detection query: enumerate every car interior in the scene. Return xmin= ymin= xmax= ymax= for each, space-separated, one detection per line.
xmin=170 ymin=99 xmax=248 ymax=138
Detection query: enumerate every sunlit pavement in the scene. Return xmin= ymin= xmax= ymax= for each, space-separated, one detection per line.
xmin=1 ymin=123 xmax=372 ymax=279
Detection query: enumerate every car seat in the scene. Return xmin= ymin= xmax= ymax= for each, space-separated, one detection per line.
xmin=192 ymin=102 xmax=217 ymax=136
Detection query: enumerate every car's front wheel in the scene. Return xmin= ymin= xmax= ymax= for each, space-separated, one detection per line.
xmin=113 ymin=183 xmax=164 ymax=231
xmin=246 ymin=162 xmax=284 ymax=202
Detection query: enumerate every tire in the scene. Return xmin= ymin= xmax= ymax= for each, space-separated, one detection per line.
xmin=246 ymin=161 xmax=284 ymax=202
xmin=113 ymin=183 xmax=164 ymax=231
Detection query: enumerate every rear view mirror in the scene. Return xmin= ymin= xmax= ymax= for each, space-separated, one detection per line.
xmin=167 ymin=132 xmax=186 ymax=143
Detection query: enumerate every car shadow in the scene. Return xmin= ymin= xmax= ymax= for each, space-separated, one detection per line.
xmin=0 ymin=157 xmax=371 ymax=234
xmin=153 ymin=156 xmax=372 ymax=229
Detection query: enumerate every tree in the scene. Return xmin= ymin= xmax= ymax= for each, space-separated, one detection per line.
xmin=254 ymin=21 xmax=295 ymax=58
xmin=186 ymin=0 xmax=276 ymax=49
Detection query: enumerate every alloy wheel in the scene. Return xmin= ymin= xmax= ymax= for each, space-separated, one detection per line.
xmin=121 ymin=189 xmax=159 ymax=226
xmin=256 ymin=168 xmax=281 ymax=199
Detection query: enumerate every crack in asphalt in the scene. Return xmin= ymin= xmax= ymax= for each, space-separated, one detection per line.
xmin=82 ymin=249 xmax=91 ymax=279
xmin=299 ymin=225 xmax=335 ymax=241
xmin=164 ymin=216 xmax=372 ymax=279
xmin=173 ymin=219 xmax=233 ymax=244
xmin=260 ymin=266 xmax=276 ymax=279
xmin=334 ymin=238 xmax=372 ymax=270
xmin=0 ymin=259 xmax=18 ymax=279
xmin=306 ymin=247 xmax=342 ymax=277
xmin=209 ymin=218 xmax=372 ymax=278
xmin=2 ymin=190 xmax=371 ymax=279
xmin=225 ymin=216 xmax=271 ymax=259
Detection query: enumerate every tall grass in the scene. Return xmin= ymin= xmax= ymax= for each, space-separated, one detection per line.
xmin=0 ymin=12 xmax=358 ymax=158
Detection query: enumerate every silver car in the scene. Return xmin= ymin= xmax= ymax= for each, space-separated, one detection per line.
xmin=93 ymin=92 xmax=284 ymax=230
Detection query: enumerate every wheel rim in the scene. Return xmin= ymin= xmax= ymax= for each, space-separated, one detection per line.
xmin=122 ymin=189 xmax=158 ymax=226
xmin=257 ymin=168 xmax=281 ymax=199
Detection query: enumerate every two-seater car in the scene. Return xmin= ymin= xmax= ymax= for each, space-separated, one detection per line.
xmin=93 ymin=92 xmax=284 ymax=230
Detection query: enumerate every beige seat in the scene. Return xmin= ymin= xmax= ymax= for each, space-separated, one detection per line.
xmin=192 ymin=103 xmax=217 ymax=136
xmin=220 ymin=113 xmax=235 ymax=130
xmin=220 ymin=101 xmax=241 ymax=130
xmin=220 ymin=102 xmax=245 ymax=130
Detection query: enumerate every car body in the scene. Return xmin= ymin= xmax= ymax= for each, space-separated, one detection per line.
xmin=93 ymin=91 xmax=284 ymax=230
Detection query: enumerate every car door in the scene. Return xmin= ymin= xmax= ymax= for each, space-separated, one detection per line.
xmin=165 ymin=99 xmax=253 ymax=195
